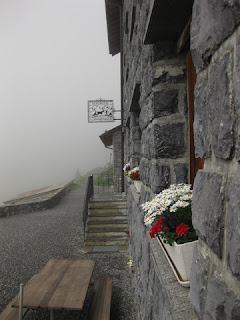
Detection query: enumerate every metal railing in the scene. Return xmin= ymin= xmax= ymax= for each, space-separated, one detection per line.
xmin=93 ymin=171 xmax=114 ymax=194
xmin=82 ymin=171 xmax=121 ymax=239
xmin=83 ymin=175 xmax=94 ymax=239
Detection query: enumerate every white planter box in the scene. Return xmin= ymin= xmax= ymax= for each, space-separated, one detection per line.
xmin=160 ymin=238 xmax=198 ymax=282
xmin=133 ymin=180 xmax=141 ymax=193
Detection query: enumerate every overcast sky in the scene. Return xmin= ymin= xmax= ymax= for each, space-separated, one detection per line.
xmin=0 ymin=0 xmax=120 ymax=203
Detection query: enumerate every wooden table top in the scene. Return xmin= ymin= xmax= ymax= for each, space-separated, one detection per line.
xmin=12 ymin=259 xmax=95 ymax=311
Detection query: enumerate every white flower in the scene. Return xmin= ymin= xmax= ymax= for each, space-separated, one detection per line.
xmin=142 ymin=183 xmax=192 ymax=223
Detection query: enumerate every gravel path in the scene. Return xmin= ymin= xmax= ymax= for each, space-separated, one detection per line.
xmin=0 ymin=183 xmax=137 ymax=319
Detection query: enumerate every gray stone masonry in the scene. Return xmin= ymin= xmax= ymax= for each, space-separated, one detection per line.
xmin=113 ymin=130 xmax=122 ymax=193
xmin=122 ymin=1 xmax=193 ymax=318
xmin=191 ymin=0 xmax=240 ymax=71
xmin=192 ymin=171 xmax=224 ymax=258
xmin=190 ymin=1 xmax=240 ymax=318
xmin=225 ymin=176 xmax=240 ymax=280
xmin=127 ymin=183 xmax=197 ymax=320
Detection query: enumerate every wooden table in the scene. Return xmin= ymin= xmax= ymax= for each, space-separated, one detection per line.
xmin=12 ymin=259 xmax=95 ymax=319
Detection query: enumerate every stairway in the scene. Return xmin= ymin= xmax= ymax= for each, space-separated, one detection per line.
xmin=83 ymin=194 xmax=128 ymax=253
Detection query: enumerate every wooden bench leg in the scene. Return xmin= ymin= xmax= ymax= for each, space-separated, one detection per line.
xmin=88 ymin=276 xmax=112 ymax=320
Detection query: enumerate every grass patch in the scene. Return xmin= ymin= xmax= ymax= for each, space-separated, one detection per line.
xmin=93 ymin=168 xmax=113 ymax=187
xmin=70 ymin=177 xmax=83 ymax=191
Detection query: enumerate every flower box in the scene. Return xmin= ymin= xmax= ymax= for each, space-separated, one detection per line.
xmin=133 ymin=180 xmax=141 ymax=193
xmin=141 ymin=184 xmax=198 ymax=286
xmin=159 ymin=237 xmax=197 ymax=282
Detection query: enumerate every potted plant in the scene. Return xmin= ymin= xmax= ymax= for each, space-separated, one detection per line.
xmin=141 ymin=184 xmax=198 ymax=282
xmin=128 ymin=167 xmax=141 ymax=192
xmin=123 ymin=163 xmax=131 ymax=175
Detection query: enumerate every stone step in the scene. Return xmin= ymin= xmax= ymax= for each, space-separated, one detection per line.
xmin=89 ymin=208 xmax=126 ymax=215
xmin=83 ymin=244 xmax=128 ymax=254
xmin=87 ymin=224 xmax=128 ymax=233
xmin=91 ymin=194 xmax=126 ymax=201
xmin=89 ymin=201 xmax=127 ymax=208
xmin=87 ymin=216 xmax=127 ymax=224
xmin=86 ymin=231 xmax=128 ymax=241
xmin=84 ymin=239 xmax=128 ymax=247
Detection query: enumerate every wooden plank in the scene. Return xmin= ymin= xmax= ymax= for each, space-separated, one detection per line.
xmin=177 ymin=18 xmax=191 ymax=53
xmin=12 ymin=259 xmax=70 ymax=309
xmin=88 ymin=277 xmax=112 ymax=320
xmin=0 ymin=307 xmax=28 ymax=320
xmin=0 ymin=296 xmax=28 ymax=320
xmin=48 ymin=259 xmax=95 ymax=310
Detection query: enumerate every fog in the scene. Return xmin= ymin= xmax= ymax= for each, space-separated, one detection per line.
xmin=0 ymin=0 xmax=120 ymax=204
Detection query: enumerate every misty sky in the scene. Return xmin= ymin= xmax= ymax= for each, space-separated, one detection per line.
xmin=0 ymin=0 xmax=120 ymax=203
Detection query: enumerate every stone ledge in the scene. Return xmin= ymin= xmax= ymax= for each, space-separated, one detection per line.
xmin=0 ymin=181 xmax=73 ymax=218
xmin=150 ymin=233 xmax=197 ymax=320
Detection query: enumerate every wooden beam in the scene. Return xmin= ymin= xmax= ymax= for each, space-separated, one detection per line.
xmin=177 ymin=17 xmax=191 ymax=53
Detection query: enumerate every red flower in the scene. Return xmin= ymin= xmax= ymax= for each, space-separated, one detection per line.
xmin=126 ymin=166 xmax=131 ymax=171
xmin=149 ymin=217 xmax=165 ymax=238
xmin=176 ymin=223 xmax=190 ymax=236
xmin=132 ymin=172 xmax=140 ymax=179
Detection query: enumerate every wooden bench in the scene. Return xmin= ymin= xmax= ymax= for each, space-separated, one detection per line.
xmin=88 ymin=276 xmax=112 ymax=320
xmin=0 ymin=299 xmax=28 ymax=320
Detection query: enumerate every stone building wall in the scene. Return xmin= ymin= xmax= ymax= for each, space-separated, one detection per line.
xmin=120 ymin=0 xmax=240 ymax=319
xmin=113 ymin=129 xmax=122 ymax=192
xmin=122 ymin=0 xmax=196 ymax=319
xmin=189 ymin=1 xmax=240 ymax=318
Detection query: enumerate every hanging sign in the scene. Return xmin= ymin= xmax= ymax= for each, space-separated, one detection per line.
xmin=88 ymin=99 xmax=114 ymax=123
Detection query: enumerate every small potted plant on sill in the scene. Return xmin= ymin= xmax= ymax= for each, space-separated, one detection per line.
xmin=123 ymin=163 xmax=132 ymax=184
xmin=141 ymin=183 xmax=198 ymax=282
xmin=128 ymin=167 xmax=141 ymax=192
xmin=123 ymin=163 xmax=131 ymax=176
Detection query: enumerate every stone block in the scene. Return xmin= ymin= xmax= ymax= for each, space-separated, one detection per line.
xmin=151 ymin=163 xmax=170 ymax=194
xmin=153 ymin=89 xmax=178 ymax=117
xmin=225 ymin=176 xmax=240 ymax=280
xmin=149 ymin=256 xmax=156 ymax=288
xmin=209 ymin=52 xmax=234 ymax=159
xmin=204 ymin=273 xmax=240 ymax=319
xmin=141 ymin=127 xmax=153 ymax=160
xmin=130 ymin=155 xmax=140 ymax=168
xmin=190 ymin=246 xmax=208 ymax=316
xmin=130 ymin=112 xmax=139 ymax=127
xmin=191 ymin=0 xmax=240 ymax=70
xmin=153 ymin=42 xmax=175 ymax=62
xmin=130 ymin=141 xmax=141 ymax=155
xmin=194 ymin=77 xmax=212 ymax=158
xmin=131 ymin=127 xmax=142 ymax=141
xmin=153 ymin=123 xmax=186 ymax=159
xmin=139 ymin=160 xmax=151 ymax=187
xmin=141 ymin=236 xmax=150 ymax=277
xmin=139 ymin=188 xmax=152 ymax=205
xmin=139 ymin=97 xmax=153 ymax=131
xmin=235 ymin=33 xmax=240 ymax=160
xmin=174 ymin=163 xmax=188 ymax=184
xmin=153 ymin=65 xmax=186 ymax=85
xmin=192 ymin=171 xmax=224 ymax=258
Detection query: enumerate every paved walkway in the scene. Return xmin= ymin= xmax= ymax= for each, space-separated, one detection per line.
xmin=0 ymin=183 xmax=137 ymax=319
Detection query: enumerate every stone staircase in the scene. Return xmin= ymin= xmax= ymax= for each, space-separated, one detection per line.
xmin=84 ymin=194 xmax=128 ymax=253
